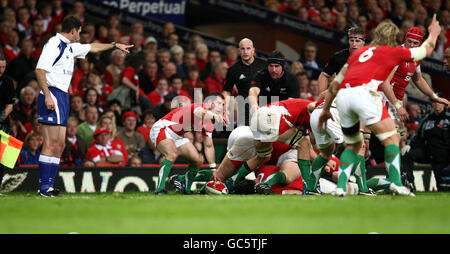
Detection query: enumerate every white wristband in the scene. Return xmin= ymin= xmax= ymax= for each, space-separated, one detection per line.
xmin=394 ymin=102 xmax=402 ymax=110
xmin=431 ymin=93 xmax=438 ymax=100
xmin=209 ymin=163 xmax=217 ymax=170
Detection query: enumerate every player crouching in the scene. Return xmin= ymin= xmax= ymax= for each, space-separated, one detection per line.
xmin=149 ymin=92 xmax=226 ymax=194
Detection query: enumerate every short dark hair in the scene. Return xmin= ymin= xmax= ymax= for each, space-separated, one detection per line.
xmin=61 ymin=16 xmax=82 ymax=33
xmin=169 ymin=73 xmax=183 ymax=84
xmin=348 ymin=26 xmax=366 ymax=39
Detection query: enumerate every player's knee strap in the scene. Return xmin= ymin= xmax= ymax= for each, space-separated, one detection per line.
xmin=376 ymin=130 xmax=397 ymax=141
xmin=256 ymin=145 xmax=273 ymax=158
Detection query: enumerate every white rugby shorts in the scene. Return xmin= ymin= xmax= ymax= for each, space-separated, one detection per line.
xmin=310 ymin=107 xmax=344 ymax=149
xmin=149 ymin=119 xmax=190 ymax=148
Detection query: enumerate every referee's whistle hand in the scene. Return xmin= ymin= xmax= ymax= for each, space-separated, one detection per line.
xmin=45 ymin=96 xmax=56 ymax=111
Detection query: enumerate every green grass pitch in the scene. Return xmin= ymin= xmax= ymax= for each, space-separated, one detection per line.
xmin=0 ymin=192 xmax=449 ymax=234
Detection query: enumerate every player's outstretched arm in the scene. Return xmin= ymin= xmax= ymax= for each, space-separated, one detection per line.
xmin=410 ymin=14 xmax=441 ymax=61
xmin=89 ymin=42 xmax=134 ymax=54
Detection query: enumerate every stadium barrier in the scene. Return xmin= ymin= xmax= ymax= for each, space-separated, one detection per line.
xmin=1 ymin=165 xmax=437 ymax=193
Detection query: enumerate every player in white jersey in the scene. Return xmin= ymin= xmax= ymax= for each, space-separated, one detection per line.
xmin=35 ymin=16 xmax=133 ymax=197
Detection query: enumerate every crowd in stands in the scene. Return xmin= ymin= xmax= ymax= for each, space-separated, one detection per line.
xmin=0 ymin=0 xmax=447 ymax=168
xmin=248 ymin=0 xmax=450 ymax=61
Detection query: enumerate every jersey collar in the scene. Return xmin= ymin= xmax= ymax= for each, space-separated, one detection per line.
xmin=56 ymin=33 xmax=71 ymax=44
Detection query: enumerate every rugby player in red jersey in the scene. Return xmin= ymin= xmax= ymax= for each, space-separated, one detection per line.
xmin=319 ymin=16 xmax=442 ymax=196
xmin=149 ymin=92 xmax=226 ymax=194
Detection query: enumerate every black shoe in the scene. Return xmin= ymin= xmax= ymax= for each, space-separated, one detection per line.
xmin=37 ymin=188 xmax=62 ymax=197
xmin=169 ymin=175 xmax=185 ymax=194
xmin=155 ymin=190 xmax=168 ymax=195
xmin=359 ymin=188 xmax=377 ymax=196
xmin=255 ymin=183 xmax=275 ymax=195
xmin=401 ymin=172 xmax=416 ymax=193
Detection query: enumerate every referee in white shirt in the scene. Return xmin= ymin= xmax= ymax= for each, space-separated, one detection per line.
xmin=35 ymin=16 xmax=133 ymax=197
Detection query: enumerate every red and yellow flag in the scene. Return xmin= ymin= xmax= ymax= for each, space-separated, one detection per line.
xmin=0 ymin=130 xmax=23 ymax=169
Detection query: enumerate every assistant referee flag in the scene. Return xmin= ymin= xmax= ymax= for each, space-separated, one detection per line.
xmin=0 ymin=130 xmax=23 ymax=168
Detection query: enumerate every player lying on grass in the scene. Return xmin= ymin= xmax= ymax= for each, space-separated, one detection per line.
xmin=149 ymin=92 xmax=226 ymax=194
xmin=170 ymin=125 xmax=303 ymax=194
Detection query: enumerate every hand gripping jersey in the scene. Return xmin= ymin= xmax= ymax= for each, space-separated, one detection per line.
xmin=340 ymin=45 xmax=414 ymax=90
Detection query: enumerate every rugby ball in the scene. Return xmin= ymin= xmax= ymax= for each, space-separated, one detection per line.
xmin=205 ymin=181 xmax=229 ymax=195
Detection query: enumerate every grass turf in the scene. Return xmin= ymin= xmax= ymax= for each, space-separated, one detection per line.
xmin=0 ymin=192 xmax=449 ymax=234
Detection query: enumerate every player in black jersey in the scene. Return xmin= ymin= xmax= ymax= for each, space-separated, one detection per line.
xmin=222 ymin=38 xmax=267 ymax=126
xmin=318 ymin=27 xmax=366 ymax=93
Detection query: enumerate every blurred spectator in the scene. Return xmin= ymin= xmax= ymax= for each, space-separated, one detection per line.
xmin=107 ymin=27 xmax=121 ymax=44
xmin=105 ymin=49 xmax=125 ymax=89
xmin=52 ymin=0 xmax=65 ymax=24
xmin=156 ymin=48 xmax=171 ymax=71
xmin=309 ymin=79 xmax=320 ymax=101
xmin=61 ymin=116 xmax=86 ymax=166
xmin=368 ymin=7 xmax=385 ymax=30
xmin=308 ymin=0 xmax=325 ymax=22
xmin=148 ymin=78 xmax=169 ymax=107
xmin=431 ymin=25 xmax=448 ymax=60
xmin=3 ymin=30 xmax=20 ymax=62
xmin=6 ymin=39 xmax=34 ymax=85
xmin=169 ymin=73 xmax=192 ymax=100
xmin=83 ymin=87 xmax=104 ymax=115
xmin=357 ymin=15 xmax=369 ymax=38
xmin=0 ymin=20 xmax=13 ymax=46
xmin=403 ymin=98 xmax=450 ymax=191
xmin=26 ymin=18 xmax=45 ymax=54
xmin=136 ymin=109 xmax=156 ymax=143
xmin=180 ymin=50 xmax=196 ymax=75
xmin=97 ymin=113 xmax=128 ymax=164
xmin=16 ymin=6 xmax=31 ymax=38
xmin=183 ymin=65 xmax=204 ymax=101
xmin=3 ymin=9 xmax=16 ymax=30
xmin=415 ymin=5 xmax=429 ymax=27
xmin=166 ymin=32 xmax=179 ymax=49
xmin=129 ymin=32 xmax=144 ymax=54
xmin=118 ymin=111 xmax=145 ymax=158
xmin=69 ymin=94 xmax=85 ymax=123
xmin=297 ymin=6 xmax=309 ymax=21
xmin=187 ymin=34 xmax=204 ymax=52
xmin=170 ymin=45 xmax=185 ymax=76
xmin=334 ymin=15 xmax=347 ymax=32
xmin=83 ymin=71 xmax=114 ymax=108
xmin=107 ymin=13 xmax=121 ymax=31
xmin=26 ymin=0 xmax=38 ymax=20
xmin=331 ymin=0 xmax=347 ymax=18
xmin=264 ymin=0 xmax=280 ymax=12
xmin=296 ymin=71 xmax=310 ymax=99
xmin=405 ymin=103 xmax=422 ymax=137
xmin=390 ymin=1 xmax=407 ymax=27
xmin=0 ymin=54 xmax=15 ymax=134
xmin=205 ymin=61 xmax=227 ymax=96
xmin=284 ymin=0 xmax=302 ymax=16
xmin=85 ymin=127 xmax=124 ymax=166
xmin=444 ymin=47 xmax=450 ymax=71
xmin=79 ymin=159 xmax=95 ymax=167
xmin=70 ymin=0 xmax=86 ymax=24
xmin=428 ymin=0 xmax=442 ymax=19
xmin=378 ymin=0 xmax=392 ymax=17
xmin=440 ymin=10 xmax=450 ymax=50
xmin=195 ymin=43 xmax=209 ymax=72
xmin=19 ymin=132 xmax=41 ymax=165
xmin=77 ymin=105 xmax=99 ymax=150
xmin=159 ymin=21 xmax=175 ymax=49
xmin=72 ymin=58 xmax=91 ymax=94
xmin=105 ymin=100 xmax=122 ymax=128
xmin=128 ymin=155 xmax=142 ymax=167
xmin=347 ymin=4 xmax=360 ymax=27
xmin=38 ymin=1 xmax=56 ymax=35
xmin=144 ymin=36 xmax=158 ymax=51
xmin=162 ymin=61 xmax=177 ymax=80
xmin=138 ymin=60 xmax=158 ymax=97
xmin=316 ymin=6 xmax=335 ymax=28
xmin=11 ymin=86 xmax=36 ymax=126
xmin=224 ymin=45 xmax=238 ymax=67
xmin=299 ymin=41 xmax=325 ymax=79
xmin=289 ymin=61 xmax=304 ymax=75
xmin=201 ymin=49 xmax=222 ymax=80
